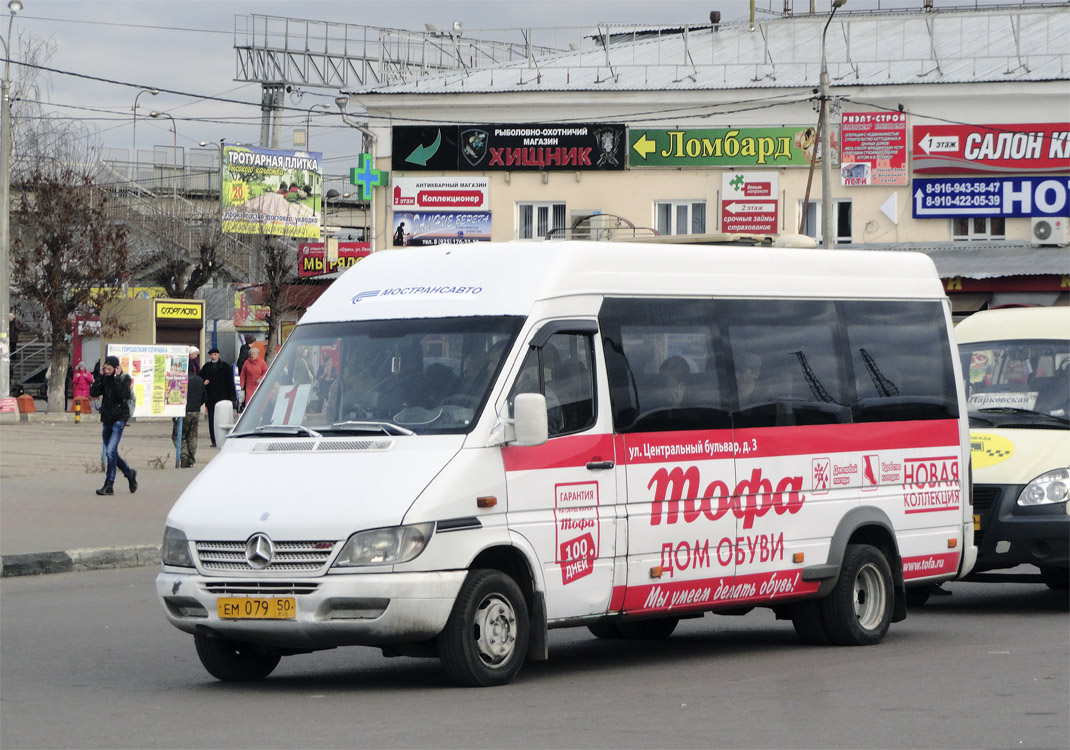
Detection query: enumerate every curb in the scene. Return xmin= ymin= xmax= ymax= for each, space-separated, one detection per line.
xmin=1 ymin=545 xmax=161 ymax=578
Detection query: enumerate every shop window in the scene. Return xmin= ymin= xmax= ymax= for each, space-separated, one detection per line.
xmin=799 ymin=200 xmax=852 ymax=244
xmin=951 ymin=217 xmax=1005 ymax=241
xmin=656 ymin=201 xmax=706 ymax=235
xmin=518 ymin=202 xmax=566 ymax=240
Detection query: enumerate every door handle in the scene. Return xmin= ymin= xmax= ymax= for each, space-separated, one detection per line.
xmin=586 ymin=460 xmax=614 ymax=470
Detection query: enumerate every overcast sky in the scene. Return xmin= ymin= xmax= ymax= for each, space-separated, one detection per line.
xmin=9 ymin=0 xmax=1017 ymax=175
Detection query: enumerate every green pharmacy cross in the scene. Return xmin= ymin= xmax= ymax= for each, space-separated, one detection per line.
xmin=350 ymin=154 xmax=388 ymax=200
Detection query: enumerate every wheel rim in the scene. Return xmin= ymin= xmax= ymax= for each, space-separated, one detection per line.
xmin=472 ymin=593 xmax=517 ymax=667
xmin=852 ymin=562 xmax=887 ymax=631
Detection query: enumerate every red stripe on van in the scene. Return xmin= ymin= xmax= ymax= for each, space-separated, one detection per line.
xmin=618 ymin=419 xmax=960 ymax=465
xmin=902 ymin=551 xmax=961 ymax=580
xmin=502 ymin=434 xmax=616 ymax=472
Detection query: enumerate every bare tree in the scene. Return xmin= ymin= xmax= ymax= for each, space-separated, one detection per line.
xmin=10 ymin=167 xmax=130 ymax=412
xmin=245 ymin=229 xmax=308 ymax=366
xmin=126 ymin=197 xmax=247 ymax=299
xmin=8 ymin=35 xmax=129 ymax=411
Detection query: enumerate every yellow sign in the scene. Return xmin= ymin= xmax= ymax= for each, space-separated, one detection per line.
xmin=155 ymin=301 xmax=203 ymax=321
xmin=970 ymin=432 xmax=1016 ymax=469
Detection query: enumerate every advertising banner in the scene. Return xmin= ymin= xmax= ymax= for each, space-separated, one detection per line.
xmin=106 ymin=344 xmax=189 ymax=418
xmin=629 ymin=126 xmax=821 ymax=168
xmin=392 ymin=212 xmax=492 ymax=246
xmin=912 ymin=123 xmax=1070 ymax=174
xmin=392 ymin=124 xmax=626 ymax=171
xmin=839 ymin=112 xmax=908 ymax=186
xmin=297 ymin=242 xmax=372 ymax=278
xmin=220 ymin=144 xmax=323 ymax=238
xmin=720 ymin=172 xmax=779 ymax=233
xmin=391 ymin=177 xmax=490 ymax=211
xmin=912 ymin=176 xmax=1070 ymax=219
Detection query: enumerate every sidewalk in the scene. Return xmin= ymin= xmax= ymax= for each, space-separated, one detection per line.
xmin=0 ymin=413 xmax=218 ymax=576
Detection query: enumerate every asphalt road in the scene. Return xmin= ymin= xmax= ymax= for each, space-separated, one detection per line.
xmin=1 ymin=567 xmax=1066 ymax=750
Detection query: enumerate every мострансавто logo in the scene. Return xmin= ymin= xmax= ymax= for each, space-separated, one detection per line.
xmin=351 ymin=285 xmax=483 ymax=304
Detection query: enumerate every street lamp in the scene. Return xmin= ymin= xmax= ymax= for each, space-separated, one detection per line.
xmin=0 ymin=0 xmax=23 ymax=399
xmin=149 ymin=110 xmax=177 ymax=197
xmin=335 ymin=95 xmax=377 ymax=250
xmin=304 ymin=103 xmax=330 ymax=150
xmin=131 ymin=87 xmax=158 ymax=175
xmin=820 ymin=0 xmax=846 ymax=248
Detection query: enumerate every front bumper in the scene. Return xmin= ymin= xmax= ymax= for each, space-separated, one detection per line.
xmin=971 ymin=483 xmax=1069 ymax=572
xmin=156 ymin=569 xmax=466 ymax=649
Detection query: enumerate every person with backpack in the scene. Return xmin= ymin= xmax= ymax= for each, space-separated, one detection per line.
xmin=89 ymin=355 xmax=138 ymax=496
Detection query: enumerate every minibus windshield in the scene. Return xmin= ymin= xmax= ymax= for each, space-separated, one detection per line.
xmin=959 ymin=338 xmax=1070 ymax=427
xmin=232 ymin=316 xmax=523 ymax=437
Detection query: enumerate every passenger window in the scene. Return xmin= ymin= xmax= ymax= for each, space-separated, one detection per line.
xmin=510 ymin=332 xmax=596 ymax=436
xmin=599 ymin=298 xmax=730 ymax=432
xmin=722 ymin=299 xmax=851 ymax=428
xmin=843 ymin=300 xmax=958 ymax=422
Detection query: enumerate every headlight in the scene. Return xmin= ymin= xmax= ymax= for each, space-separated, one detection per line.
xmin=1017 ymin=468 xmax=1070 ymax=507
xmin=334 ymin=523 xmax=434 ymax=567
xmin=162 ymin=526 xmax=194 ymax=567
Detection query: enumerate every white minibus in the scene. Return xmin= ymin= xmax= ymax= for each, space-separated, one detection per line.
xmin=157 ymin=241 xmax=974 ymax=686
xmin=953 ymin=306 xmax=1069 ymax=592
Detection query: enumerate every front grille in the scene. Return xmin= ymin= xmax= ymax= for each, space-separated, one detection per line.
xmin=195 ymin=540 xmax=339 ymax=573
xmin=202 ymin=581 xmax=320 ymax=596
xmin=251 ymin=438 xmax=393 ymax=454
xmin=973 ymin=485 xmax=1001 ymax=513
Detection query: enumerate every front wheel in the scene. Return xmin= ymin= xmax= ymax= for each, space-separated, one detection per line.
xmin=820 ymin=543 xmax=893 ymax=646
xmin=437 ymin=569 xmax=530 ymax=687
xmin=194 ymin=635 xmax=281 ymax=681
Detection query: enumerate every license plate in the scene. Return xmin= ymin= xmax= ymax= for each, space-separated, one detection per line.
xmin=217 ymin=597 xmax=296 ymax=620
xmin=973 ymin=513 xmax=981 ymax=531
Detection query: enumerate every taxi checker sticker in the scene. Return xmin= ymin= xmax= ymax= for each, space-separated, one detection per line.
xmin=970 ymin=432 xmax=1016 ymax=469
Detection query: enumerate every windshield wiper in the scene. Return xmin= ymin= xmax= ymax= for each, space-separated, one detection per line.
xmin=235 ymin=424 xmax=323 ymax=438
xmin=325 ymin=420 xmax=416 ymax=436
xmin=971 ymin=408 xmax=1069 ymax=427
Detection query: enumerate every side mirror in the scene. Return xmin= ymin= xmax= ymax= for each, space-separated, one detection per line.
xmin=213 ymin=400 xmax=237 ymax=447
xmin=512 ymin=393 xmax=548 ymax=447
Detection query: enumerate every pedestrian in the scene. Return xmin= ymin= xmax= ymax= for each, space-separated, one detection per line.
xmin=294 ymin=347 xmax=316 ymax=386
xmin=200 ymin=347 xmax=238 ymax=447
xmin=240 ymin=346 xmax=268 ymax=408
xmin=236 ymin=335 xmax=252 ymax=377
xmin=89 ymin=355 xmax=138 ymax=496
xmin=173 ymin=369 xmax=206 ymax=468
xmin=187 ymin=346 xmax=201 ymax=377
xmin=72 ymin=362 xmax=93 ymax=401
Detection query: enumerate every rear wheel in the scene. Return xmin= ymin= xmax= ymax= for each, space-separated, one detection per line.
xmin=437 ymin=569 xmax=529 ymax=687
xmin=194 ymin=635 xmax=281 ymax=681
xmin=820 ymin=543 xmax=893 ymax=646
xmin=615 ymin=617 xmax=679 ymax=640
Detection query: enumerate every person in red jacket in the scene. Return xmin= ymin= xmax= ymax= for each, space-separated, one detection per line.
xmin=239 ymin=346 xmax=268 ymax=408
xmin=72 ymin=362 xmax=94 ymax=400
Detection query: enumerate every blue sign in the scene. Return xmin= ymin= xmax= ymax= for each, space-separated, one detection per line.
xmin=913 ymin=176 xmax=1070 ymax=219
xmin=349 ymin=153 xmax=388 ymax=200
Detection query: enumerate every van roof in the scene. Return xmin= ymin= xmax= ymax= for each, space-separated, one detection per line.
xmin=954 ymin=305 xmax=1070 ymax=344
xmin=300 ymin=241 xmax=947 ymax=324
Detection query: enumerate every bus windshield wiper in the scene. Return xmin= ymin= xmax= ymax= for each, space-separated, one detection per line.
xmin=326 ymin=420 xmax=416 ymax=436
xmin=243 ymin=424 xmax=323 ymax=438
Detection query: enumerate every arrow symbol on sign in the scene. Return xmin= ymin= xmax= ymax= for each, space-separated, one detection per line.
xmin=406 ymin=129 xmax=442 ymax=166
xmin=919 ymin=134 xmax=959 ymax=155
xmin=632 ymin=133 xmax=657 ymax=160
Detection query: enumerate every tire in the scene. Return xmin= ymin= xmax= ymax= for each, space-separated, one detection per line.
xmin=587 ymin=621 xmax=623 ymax=639
xmin=820 ymin=543 xmax=893 ymax=646
xmin=194 ymin=635 xmax=281 ymax=681
xmin=1039 ymin=566 xmax=1070 ymax=590
xmin=791 ymin=599 xmax=832 ymax=645
xmin=904 ymin=584 xmax=934 ymax=607
xmin=437 ymin=569 xmax=529 ymax=687
xmin=615 ymin=617 xmax=679 ymax=640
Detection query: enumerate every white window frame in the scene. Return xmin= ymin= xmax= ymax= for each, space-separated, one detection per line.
xmin=797 ymin=199 xmax=852 ymax=244
xmin=517 ymin=202 xmax=566 ymax=240
xmin=951 ymin=217 xmax=1005 ymax=241
xmin=655 ymin=200 xmax=707 ymax=236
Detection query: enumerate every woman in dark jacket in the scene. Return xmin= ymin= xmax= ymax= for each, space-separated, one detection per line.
xmin=88 ymin=355 xmax=138 ymax=496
